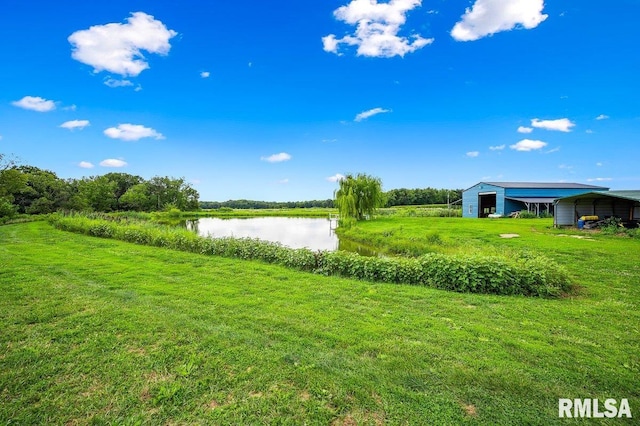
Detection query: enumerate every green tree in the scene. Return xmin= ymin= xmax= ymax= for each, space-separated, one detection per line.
xmin=102 ymin=172 xmax=143 ymax=209
xmin=13 ymin=166 xmax=67 ymax=214
xmin=334 ymin=173 xmax=385 ymax=221
xmin=147 ymin=176 xmax=199 ymax=211
xmin=120 ymin=183 xmax=153 ymax=211
xmin=79 ymin=176 xmax=118 ymax=212
xmin=0 ymin=154 xmax=27 ymax=218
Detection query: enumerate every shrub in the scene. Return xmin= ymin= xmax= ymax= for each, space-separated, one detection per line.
xmin=516 ymin=210 xmax=538 ymax=219
xmin=0 ymin=197 xmax=18 ymax=219
xmin=600 ymin=217 xmax=623 ymax=235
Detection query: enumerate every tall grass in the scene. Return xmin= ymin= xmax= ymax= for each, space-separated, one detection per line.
xmin=48 ymin=213 xmax=572 ymax=297
xmin=378 ymin=207 xmax=462 ymax=217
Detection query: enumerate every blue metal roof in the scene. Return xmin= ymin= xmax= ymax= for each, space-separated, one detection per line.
xmin=483 ymin=182 xmax=608 ymax=190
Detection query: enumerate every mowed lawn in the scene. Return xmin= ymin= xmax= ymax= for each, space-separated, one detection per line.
xmin=0 ymin=221 xmax=638 ymax=425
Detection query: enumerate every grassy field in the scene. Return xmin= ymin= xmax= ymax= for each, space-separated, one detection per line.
xmin=1 ymin=220 xmax=638 ymax=424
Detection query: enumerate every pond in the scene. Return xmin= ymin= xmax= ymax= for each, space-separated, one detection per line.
xmin=185 ymin=217 xmax=376 ymax=256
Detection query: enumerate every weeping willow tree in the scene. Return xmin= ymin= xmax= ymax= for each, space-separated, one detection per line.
xmin=334 ymin=173 xmax=385 ymax=221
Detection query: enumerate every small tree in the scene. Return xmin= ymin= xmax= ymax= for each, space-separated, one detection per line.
xmin=334 ymin=173 xmax=384 ymax=221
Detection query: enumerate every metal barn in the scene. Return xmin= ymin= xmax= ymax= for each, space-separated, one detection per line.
xmin=462 ymin=182 xmax=608 ymax=218
xmin=554 ymin=191 xmax=640 ymax=227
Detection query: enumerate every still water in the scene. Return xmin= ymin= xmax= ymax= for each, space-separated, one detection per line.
xmin=186 ymin=217 xmax=376 ymax=255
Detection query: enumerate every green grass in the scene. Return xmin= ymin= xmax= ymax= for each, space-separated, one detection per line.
xmin=1 ymin=221 xmax=639 ymax=424
xmin=338 ymin=216 xmax=637 ymax=258
xmin=47 ymin=213 xmax=572 ymax=297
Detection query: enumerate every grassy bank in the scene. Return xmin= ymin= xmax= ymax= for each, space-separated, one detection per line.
xmin=1 ymin=222 xmax=638 ymax=424
xmin=48 ymin=213 xmax=571 ymax=296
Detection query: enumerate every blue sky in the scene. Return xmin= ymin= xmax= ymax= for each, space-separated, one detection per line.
xmin=1 ymin=1 xmax=638 ymax=201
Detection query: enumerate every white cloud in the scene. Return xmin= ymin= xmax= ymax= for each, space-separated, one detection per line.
xmin=466 ymin=151 xmax=480 ymax=157
xmin=451 ymin=0 xmax=548 ymax=41
xmin=595 ymin=114 xmax=609 ymax=120
xmin=327 ymin=173 xmax=346 ymax=182
xmin=323 ymin=0 xmax=433 ymax=58
xmin=587 ymin=177 xmax=612 ymax=182
xmin=322 ymin=139 xmax=338 ymax=143
xmin=531 ymin=118 xmax=575 ymax=132
xmin=585 ymin=129 xmax=594 ymax=134
xmin=546 ymin=147 xmax=560 ymax=154
xmin=60 ymin=120 xmax=90 ymax=130
xmin=517 ymin=126 xmax=533 ymax=134
xmin=0 ymin=135 xmax=3 ymax=140
xmin=63 ymin=104 xmax=77 ymax=111
xmin=104 ymin=78 xmax=134 ymax=88
xmin=277 ymin=178 xmax=289 ymax=184
xmin=68 ymin=12 xmax=177 ymax=77
xmin=261 ymin=152 xmax=292 ymax=163
xmin=200 ymin=71 xmax=210 ymax=78
xmin=100 ymin=159 xmax=128 ymax=168
xmin=104 ymin=124 xmax=164 ymax=141
xmin=12 ymin=96 xmax=56 ymax=112
xmin=78 ymin=161 xmax=95 ymax=169
xmin=510 ymin=139 xmax=547 ymax=152
xmin=489 ymin=144 xmax=505 ymax=151
xmin=355 ymin=107 xmax=391 ymax=122
xmin=596 ymin=162 xmax=603 ymax=167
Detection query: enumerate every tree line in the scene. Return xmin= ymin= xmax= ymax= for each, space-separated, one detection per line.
xmin=199 ymin=199 xmax=335 ymax=209
xmin=1 ymin=154 xmax=462 ymax=218
xmin=200 ymin=188 xmax=463 ymax=210
xmin=0 ymin=154 xmax=199 ymax=218
xmin=385 ymin=187 xmax=462 ymax=206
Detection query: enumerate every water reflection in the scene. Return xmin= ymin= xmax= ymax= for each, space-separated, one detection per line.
xmin=186 ymin=217 xmax=376 ymax=256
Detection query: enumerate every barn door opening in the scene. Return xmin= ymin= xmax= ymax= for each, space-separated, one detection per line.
xmin=478 ymin=192 xmax=497 ymax=218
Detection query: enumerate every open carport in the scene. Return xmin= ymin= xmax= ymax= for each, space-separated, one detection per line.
xmin=554 ymin=190 xmax=640 ymax=227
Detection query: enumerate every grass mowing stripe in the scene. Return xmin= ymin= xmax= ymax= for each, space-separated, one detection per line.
xmin=0 ymin=222 xmax=638 ymax=424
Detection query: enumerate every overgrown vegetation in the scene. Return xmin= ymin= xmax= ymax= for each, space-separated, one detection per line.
xmin=378 ymin=206 xmax=462 ymax=218
xmin=48 ymin=213 xmax=571 ymax=297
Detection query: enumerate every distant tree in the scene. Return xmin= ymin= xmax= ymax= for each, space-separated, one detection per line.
xmin=147 ymin=176 xmax=199 ymax=211
xmin=198 ymin=199 xmax=334 ymax=209
xmin=384 ymin=187 xmax=463 ymax=207
xmin=334 ymin=173 xmax=385 ymax=221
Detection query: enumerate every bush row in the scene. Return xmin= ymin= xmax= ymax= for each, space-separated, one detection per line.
xmin=48 ymin=213 xmax=572 ymax=297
